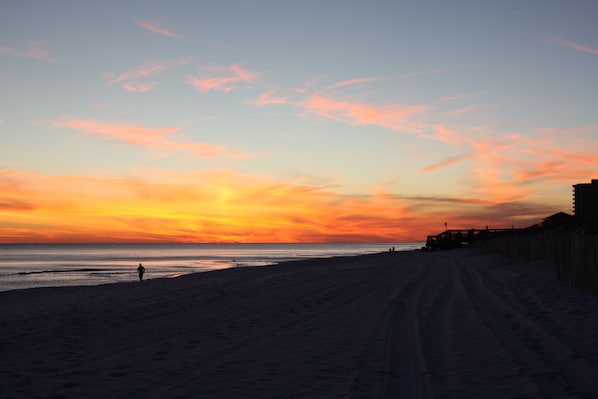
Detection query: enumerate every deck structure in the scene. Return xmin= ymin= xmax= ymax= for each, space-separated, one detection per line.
xmin=425 ymin=228 xmax=525 ymax=250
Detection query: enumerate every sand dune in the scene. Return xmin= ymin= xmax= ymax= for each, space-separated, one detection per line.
xmin=2 ymin=248 xmax=598 ymax=398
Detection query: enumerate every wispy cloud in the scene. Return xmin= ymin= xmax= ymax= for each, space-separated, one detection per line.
xmin=0 ymin=41 xmax=62 ymax=63
xmin=325 ymin=77 xmax=380 ymax=91
xmin=399 ymin=67 xmax=445 ymax=79
xmin=103 ymin=58 xmax=190 ymax=91
xmin=540 ymin=36 xmax=598 ymax=56
xmin=438 ymin=91 xmax=484 ymax=103
xmin=50 ymin=118 xmax=254 ymax=158
xmin=419 ymin=152 xmax=477 ymax=173
xmin=250 ymin=91 xmax=290 ymax=106
xmin=133 ymin=18 xmax=184 ymax=40
xmin=249 ymin=74 xmax=461 ymax=135
xmin=462 ymin=127 xmax=598 ymax=204
xmin=185 ymin=64 xmax=258 ymax=93
xmin=424 ymin=124 xmax=466 ymax=145
xmin=443 ymin=104 xmax=483 ymax=118
xmin=123 ymin=81 xmax=157 ymax=93
xmin=300 ymin=95 xmax=428 ymax=133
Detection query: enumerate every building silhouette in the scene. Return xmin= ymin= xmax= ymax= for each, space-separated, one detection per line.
xmin=573 ymin=179 xmax=598 ymax=225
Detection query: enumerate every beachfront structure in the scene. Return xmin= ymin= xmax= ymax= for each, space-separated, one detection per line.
xmin=573 ymin=179 xmax=598 ymax=225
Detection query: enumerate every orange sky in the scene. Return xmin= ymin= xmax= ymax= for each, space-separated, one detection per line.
xmin=0 ymin=168 xmax=573 ymax=243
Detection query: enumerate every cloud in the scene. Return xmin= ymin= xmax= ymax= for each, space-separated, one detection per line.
xmin=123 ymin=81 xmax=157 ymax=93
xmin=0 ymin=199 xmax=36 ymax=211
xmin=458 ymin=127 xmax=598 ymax=205
xmin=399 ymin=67 xmax=445 ymax=78
xmin=325 ymin=77 xmax=380 ymax=91
xmin=185 ymin=64 xmax=258 ymax=93
xmin=53 ymin=118 xmax=254 ymax=158
xmin=104 ymin=58 xmax=190 ymax=91
xmin=427 ymin=124 xmax=467 ymax=145
xmin=133 ymin=18 xmax=184 ymax=40
xmin=438 ymin=91 xmax=484 ymax=103
xmin=300 ymin=94 xmax=428 ymax=133
xmin=250 ymin=91 xmax=290 ymax=106
xmin=22 ymin=41 xmax=62 ymax=63
xmin=540 ymin=36 xmax=598 ymax=56
xmin=249 ymin=76 xmax=435 ymax=135
xmin=0 ymin=41 xmax=62 ymax=63
xmin=411 ymin=121 xmax=598 ymax=211
xmin=443 ymin=104 xmax=483 ymax=118
xmin=419 ymin=152 xmax=477 ymax=173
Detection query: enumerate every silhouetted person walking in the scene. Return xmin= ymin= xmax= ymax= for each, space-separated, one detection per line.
xmin=137 ymin=263 xmax=145 ymax=281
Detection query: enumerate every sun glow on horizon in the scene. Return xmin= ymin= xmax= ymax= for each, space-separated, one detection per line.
xmin=0 ymin=167 xmax=567 ymax=244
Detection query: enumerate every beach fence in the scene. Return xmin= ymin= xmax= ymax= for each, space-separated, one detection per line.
xmin=481 ymin=229 xmax=598 ymax=295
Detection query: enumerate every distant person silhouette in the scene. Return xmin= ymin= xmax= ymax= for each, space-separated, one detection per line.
xmin=137 ymin=263 xmax=145 ymax=281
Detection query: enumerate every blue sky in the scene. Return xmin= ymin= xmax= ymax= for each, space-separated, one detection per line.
xmin=1 ymin=1 xmax=597 ymax=243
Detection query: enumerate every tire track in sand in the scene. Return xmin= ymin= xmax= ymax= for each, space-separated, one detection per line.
xmin=460 ymin=257 xmax=598 ymax=398
xmin=421 ymin=254 xmax=536 ymax=398
xmin=379 ymin=253 xmax=436 ymax=399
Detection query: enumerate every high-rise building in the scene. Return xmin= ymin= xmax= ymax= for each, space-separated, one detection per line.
xmin=573 ymin=179 xmax=598 ymax=224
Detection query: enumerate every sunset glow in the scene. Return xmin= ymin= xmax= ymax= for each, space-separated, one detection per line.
xmin=1 ymin=2 xmax=597 ymax=243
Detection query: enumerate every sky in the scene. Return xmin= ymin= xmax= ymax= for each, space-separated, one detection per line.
xmin=1 ymin=1 xmax=597 ymax=243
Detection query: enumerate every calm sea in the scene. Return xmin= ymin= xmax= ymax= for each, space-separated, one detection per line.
xmin=0 ymin=243 xmax=422 ymax=292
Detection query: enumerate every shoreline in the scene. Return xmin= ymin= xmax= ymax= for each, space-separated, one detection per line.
xmin=0 ymin=249 xmax=404 ymax=295
xmin=2 ymin=249 xmax=598 ymax=398
xmin=0 ymin=242 xmax=423 ymax=293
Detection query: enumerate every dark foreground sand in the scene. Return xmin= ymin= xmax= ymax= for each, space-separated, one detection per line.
xmin=2 ymin=248 xmax=598 ymax=398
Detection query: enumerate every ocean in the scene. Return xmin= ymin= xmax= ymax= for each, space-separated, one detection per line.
xmin=0 ymin=242 xmax=422 ymax=292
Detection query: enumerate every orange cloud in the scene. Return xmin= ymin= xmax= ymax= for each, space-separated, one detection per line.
xmin=438 ymin=91 xmax=484 ymax=103
xmin=123 ymin=81 xmax=157 ymax=93
xmin=186 ymin=64 xmax=258 ymax=93
xmin=55 ymin=119 xmax=254 ymax=158
xmin=459 ymin=128 xmax=598 ymax=205
xmin=541 ymin=36 xmax=598 ymax=56
xmin=419 ymin=152 xmax=477 ymax=173
xmin=133 ymin=18 xmax=184 ymax=40
xmin=325 ymin=77 xmax=379 ymax=90
xmin=300 ymin=94 xmax=428 ymax=133
xmin=104 ymin=58 xmax=189 ymax=91
xmin=250 ymin=91 xmax=291 ymax=106
xmin=428 ymin=124 xmax=466 ymax=145
xmin=414 ymin=122 xmax=598 ymax=210
xmin=398 ymin=67 xmax=446 ymax=79
xmin=250 ymin=76 xmax=433 ymax=135
xmin=443 ymin=104 xmax=482 ymax=118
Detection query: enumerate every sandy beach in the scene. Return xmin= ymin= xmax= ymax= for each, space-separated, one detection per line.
xmin=2 ymin=248 xmax=598 ymax=398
